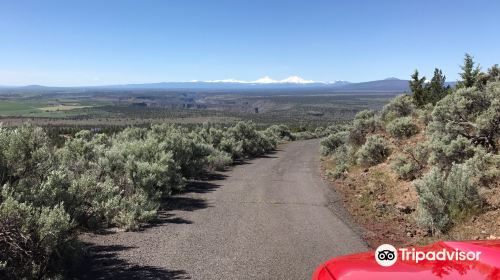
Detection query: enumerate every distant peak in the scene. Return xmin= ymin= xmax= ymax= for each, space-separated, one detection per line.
xmin=279 ymin=76 xmax=316 ymax=84
xmin=384 ymin=77 xmax=401 ymax=81
xmin=205 ymin=78 xmax=247 ymax=83
xmin=328 ymin=80 xmax=351 ymax=85
xmin=253 ymin=76 xmax=278 ymax=84
xmin=205 ymin=75 xmax=318 ymax=84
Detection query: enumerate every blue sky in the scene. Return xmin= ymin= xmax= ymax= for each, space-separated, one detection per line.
xmin=1 ymin=0 xmax=499 ymax=86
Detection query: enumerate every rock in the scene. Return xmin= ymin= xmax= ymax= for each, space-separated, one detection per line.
xmin=397 ymin=205 xmax=415 ymax=214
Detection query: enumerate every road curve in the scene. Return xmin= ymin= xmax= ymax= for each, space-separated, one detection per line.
xmin=80 ymin=139 xmax=368 ymax=280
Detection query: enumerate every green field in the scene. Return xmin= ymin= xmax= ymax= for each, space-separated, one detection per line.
xmin=0 ymin=101 xmax=41 ymax=115
xmin=0 ymin=101 xmax=36 ymax=111
xmin=0 ymin=99 xmax=111 ymax=118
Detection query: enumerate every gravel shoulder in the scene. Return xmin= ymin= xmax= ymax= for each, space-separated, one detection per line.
xmin=79 ymin=139 xmax=367 ymax=280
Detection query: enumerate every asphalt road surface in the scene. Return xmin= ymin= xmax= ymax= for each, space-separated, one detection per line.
xmin=80 ymin=139 xmax=368 ymax=280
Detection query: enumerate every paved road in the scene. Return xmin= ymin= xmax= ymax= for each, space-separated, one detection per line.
xmin=80 ymin=140 xmax=367 ymax=280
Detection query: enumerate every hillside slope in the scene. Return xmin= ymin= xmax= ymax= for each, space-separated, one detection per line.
xmin=321 ymin=81 xmax=500 ymax=247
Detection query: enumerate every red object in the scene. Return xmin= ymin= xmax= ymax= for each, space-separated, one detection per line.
xmin=312 ymin=240 xmax=500 ymax=280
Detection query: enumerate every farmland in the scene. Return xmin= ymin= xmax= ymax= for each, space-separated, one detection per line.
xmin=0 ymin=88 xmax=399 ymax=129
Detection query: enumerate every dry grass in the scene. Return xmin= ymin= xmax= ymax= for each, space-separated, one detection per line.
xmin=38 ymin=105 xmax=91 ymax=111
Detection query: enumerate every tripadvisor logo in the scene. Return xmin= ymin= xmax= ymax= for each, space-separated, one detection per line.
xmin=375 ymin=244 xmax=398 ymax=267
xmin=375 ymin=243 xmax=482 ymax=267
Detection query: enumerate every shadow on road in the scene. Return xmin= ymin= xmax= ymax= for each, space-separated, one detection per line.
xmin=182 ymin=180 xmax=222 ymax=194
xmin=232 ymin=150 xmax=280 ymax=165
xmin=140 ymin=212 xmax=193 ymax=230
xmin=161 ymin=196 xmax=211 ymax=212
xmin=76 ymin=172 xmax=228 ymax=279
xmin=76 ymin=244 xmax=190 ymax=280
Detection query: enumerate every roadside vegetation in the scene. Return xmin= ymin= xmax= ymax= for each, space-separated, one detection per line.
xmin=0 ymin=121 xmax=306 ymax=279
xmin=321 ymin=54 xmax=499 ymax=246
xmin=0 ymin=115 xmax=340 ymax=279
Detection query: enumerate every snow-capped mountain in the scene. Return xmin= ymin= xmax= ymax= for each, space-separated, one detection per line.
xmin=206 ymin=75 xmax=318 ymax=84
xmin=275 ymin=76 xmax=316 ymax=84
xmin=90 ymin=76 xmax=354 ymax=90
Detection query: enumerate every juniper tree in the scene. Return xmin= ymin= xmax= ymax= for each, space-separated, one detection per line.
xmin=476 ymin=64 xmax=500 ymax=90
xmin=427 ymin=68 xmax=448 ymax=104
xmin=457 ymin=53 xmax=481 ymax=89
xmin=410 ymin=70 xmax=427 ymax=107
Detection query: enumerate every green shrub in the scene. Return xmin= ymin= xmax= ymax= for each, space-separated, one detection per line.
xmin=416 ymin=103 xmax=434 ymax=125
xmin=149 ymin=124 xmax=212 ymax=178
xmin=65 ymin=172 xmax=122 ymax=228
xmin=291 ymin=131 xmax=316 ymax=140
xmin=353 ymin=110 xmax=378 ymax=130
xmin=348 ymin=128 xmax=366 ymax=147
xmin=55 ymin=131 xmax=125 ymax=227
xmin=415 ymin=169 xmax=449 ymax=233
xmin=428 ymin=82 xmax=499 ymax=157
xmin=386 ymin=117 xmax=419 ymax=139
xmin=333 ymin=162 xmax=349 ymax=179
xmin=220 ymin=122 xmax=276 ymax=158
xmin=196 ymin=123 xmax=226 ymax=149
xmin=428 ymin=135 xmax=476 ymax=171
xmin=0 ymin=124 xmax=54 ymax=204
xmin=314 ymin=127 xmax=328 ymax=138
xmin=112 ymin=190 xmax=158 ymax=231
xmin=390 ymin=143 xmax=428 ymax=180
xmin=206 ymin=149 xmax=233 ymax=171
xmin=0 ymin=121 xmax=281 ymax=278
xmin=381 ymin=94 xmax=416 ymax=122
xmin=264 ymin=124 xmax=294 ymax=141
xmin=320 ymin=131 xmax=348 ymax=156
xmin=416 ymin=164 xmax=484 ymax=234
xmin=333 ymin=142 xmax=357 ymax=165
xmin=348 ymin=110 xmax=379 ymax=146
xmin=391 ymin=155 xmax=420 ymax=180
xmin=0 ymin=196 xmax=74 ymax=279
xmin=356 ymin=135 xmax=391 ymax=166
xmin=463 ymin=148 xmax=500 ymax=185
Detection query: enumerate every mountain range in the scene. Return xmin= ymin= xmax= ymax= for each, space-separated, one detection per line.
xmin=0 ymin=76 xmax=456 ymax=92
